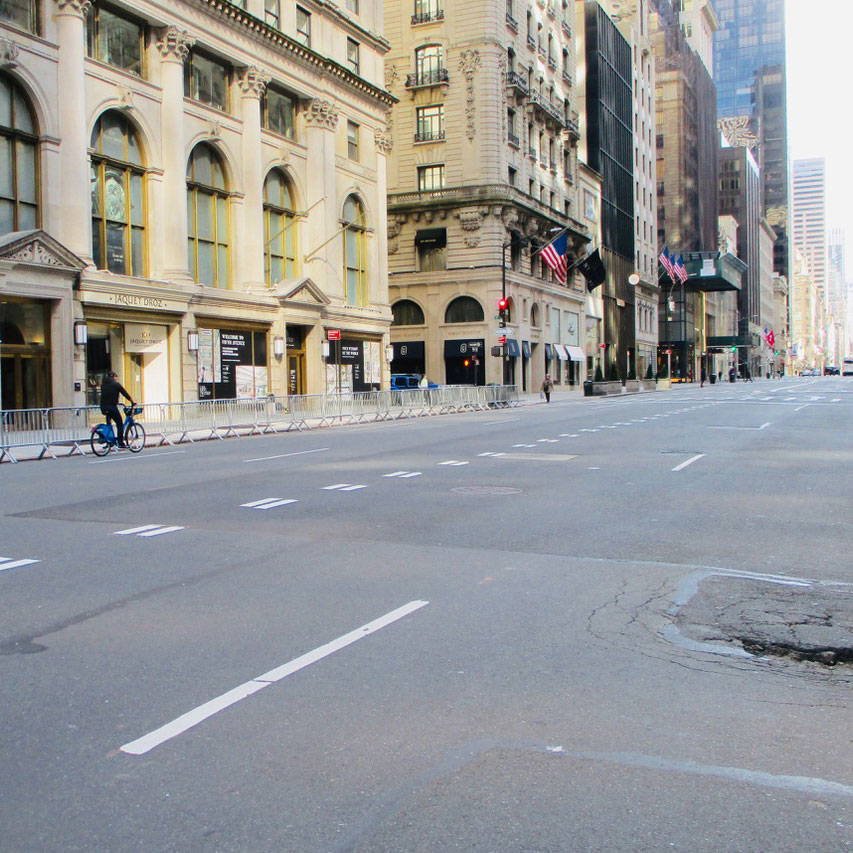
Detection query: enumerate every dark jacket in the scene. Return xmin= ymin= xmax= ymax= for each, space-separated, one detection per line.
xmin=100 ymin=376 xmax=132 ymax=410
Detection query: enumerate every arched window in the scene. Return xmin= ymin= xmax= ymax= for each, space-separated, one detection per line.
xmin=186 ymin=144 xmax=229 ymax=288
xmin=90 ymin=111 xmax=145 ymax=275
xmin=342 ymin=195 xmax=366 ymax=306
xmin=530 ymin=303 xmax=540 ymax=327
xmin=445 ymin=296 xmax=484 ymax=324
xmin=392 ymin=299 xmax=425 ymax=326
xmin=263 ymin=168 xmax=296 ymax=284
xmin=0 ymin=73 xmax=38 ymax=233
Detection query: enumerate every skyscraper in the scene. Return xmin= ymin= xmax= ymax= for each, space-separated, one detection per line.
xmin=792 ymin=158 xmax=827 ymax=295
xmin=713 ymin=0 xmax=789 ymax=281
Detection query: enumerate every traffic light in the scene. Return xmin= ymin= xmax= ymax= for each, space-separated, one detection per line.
xmin=730 ymin=346 xmax=737 ymax=353
xmin=463 ymin=357 xmax=470 ymax=368
xmin=497 ymin=296 xmax=509 ymax=325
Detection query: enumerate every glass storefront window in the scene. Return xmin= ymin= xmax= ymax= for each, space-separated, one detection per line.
xmin=263 ymin=168 xmax=297 ymax=284
xmin=0 ymin=0 xmax=37 ymax=34
xmin=184 ymin=51 xmax=229 ymax=111
xmin=262 ymin=87 xmax=295 ymax=138
xmin=0 ymin=73 xmax=38 ymax=233
xmin=187 ymin=144 xmax=230 ymax=288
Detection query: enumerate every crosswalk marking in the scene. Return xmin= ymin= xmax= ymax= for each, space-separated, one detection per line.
xmin=383 ymin=471 xmax=422 ymax=478
xmin=438 ymin=460 xmax=469 ymax=466
xmin=114 ymin=524 xmax=185 ymax=537
xmin=323 ymin=483 xmax=367 ymax=491
xmin=0 ymin=557 xmax=39 ymax=572
xmin=241 ymin=498 xmax=299 ymax=510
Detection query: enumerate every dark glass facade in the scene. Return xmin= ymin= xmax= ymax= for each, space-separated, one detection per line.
xmin=713 ymin=0 xmax=788 ymax=281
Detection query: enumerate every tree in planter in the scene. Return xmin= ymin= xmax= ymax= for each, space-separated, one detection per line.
xmin=594 ymin=364 xmax=604 ymax=382
xmin=607 ymin=362 xmax=619 ymax=381
xmin=628 ymin=364 xmax=637 ymax=380
xmin=645 ymin=363 xmax=653 ymax=379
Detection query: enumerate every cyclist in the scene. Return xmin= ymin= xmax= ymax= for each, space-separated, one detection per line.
xmin=99 ymin=371 xmax=135 ymax=448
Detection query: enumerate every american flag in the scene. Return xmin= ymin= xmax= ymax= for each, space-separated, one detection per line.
xmin=539 ymin=231 xmax=569 ymax=284
xmin=658 ymin=247 xmax=675 ymax=279
xmin=675 ymin=254 xmax=689 ymax=283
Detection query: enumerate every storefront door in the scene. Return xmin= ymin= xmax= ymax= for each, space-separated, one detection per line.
xmin=288 ymin=354 xmax=304 ymax=396
xmin=1 ymin=352 xmax=50 ymax=410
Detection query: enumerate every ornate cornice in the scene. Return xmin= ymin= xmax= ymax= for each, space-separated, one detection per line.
xmin=718 ymin=115 xmax=758 ymax=149
xmin=156 ymin=26 xmax=195 ymax=63
xmin=54 ymin=0 xmax=92 ymax=16
xmin=305 ymin=98 xmax=339 ymax=130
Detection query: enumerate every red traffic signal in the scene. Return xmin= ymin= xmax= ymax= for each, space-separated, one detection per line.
xmin=463 ymin=358 xmax=470 ymax=368
xmin=497 ymin=296 xmax=508 ymax=314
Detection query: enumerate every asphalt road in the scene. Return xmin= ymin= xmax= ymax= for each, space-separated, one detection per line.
xmin=1 ymin=377 xmax=851 ymax=852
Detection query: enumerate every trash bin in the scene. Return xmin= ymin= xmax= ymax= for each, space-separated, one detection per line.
xmin=709 ymin=374 xmax=716 ymax=384
xmin=583 ymin=380 xmax=593 ymax=397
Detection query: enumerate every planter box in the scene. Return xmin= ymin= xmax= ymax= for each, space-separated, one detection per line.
xmin=589 ymin=380 xmax=623 ymax=396
xmin=656 ymin=378 xmax=671 ymax=390
xmin=624 ymin=379 xmax=640 ymax=393
xmin=639 ymin=379 xmax=657 ymax=391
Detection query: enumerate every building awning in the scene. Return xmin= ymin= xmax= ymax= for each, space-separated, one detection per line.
xmin=566 ymin=345 xmax=585 ymax=362
xmin=505 ymin=338 xmax=521 ymax=358
xmin=521 ymin=340 xmax=531 ymax=358
xmin=682 ymin=252 xmax=745 ymax=293
xmin=444 ymin=338 xmax=484 ymax=358
xmin=552 ymin=343 xmax=567 ymax=360
xmin=544 ymin=343 xmax=552 ymax=360
xmin=415 ymin=228 xmax=447 ymax=247
xmin=392 ymin=340 xmax=425 ymax=360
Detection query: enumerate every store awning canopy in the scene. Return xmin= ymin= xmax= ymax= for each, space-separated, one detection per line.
xmin=566 ymin=345 xmax=585 ymax=362
xmin=505 ymin=338 xmax=521 ymax=358
xmin=682 ymin=252 xmax=745 ymax=293
xmin=552 ymin=344 xmax=567 ymax=360
xmin=415 ymin=228 xmax=447 ymax=247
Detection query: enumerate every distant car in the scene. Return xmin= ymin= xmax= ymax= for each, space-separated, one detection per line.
xmin=800 ymin=368 xmax=818 ymax=376
xmin=824 ymin=365 xmax=839 ymax=375
xmin=390 ymin=373 xmax=438 ymax=390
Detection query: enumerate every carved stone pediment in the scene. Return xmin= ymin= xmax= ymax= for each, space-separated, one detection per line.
xmin=275 ymin=277 xmax=330 ymax=306
xmin=0 ymin=229 xmax=86 ymax=270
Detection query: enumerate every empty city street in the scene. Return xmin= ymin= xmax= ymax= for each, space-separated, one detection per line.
xmin=1 ymin=379 xmax=851 ymax=852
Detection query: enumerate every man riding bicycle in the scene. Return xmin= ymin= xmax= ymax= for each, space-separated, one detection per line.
xmin=99 ymin=372 xmax=135 ymax=448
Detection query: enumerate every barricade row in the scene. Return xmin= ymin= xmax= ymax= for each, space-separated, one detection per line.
xmin=0 ymin=385 xmax=519 ymax=463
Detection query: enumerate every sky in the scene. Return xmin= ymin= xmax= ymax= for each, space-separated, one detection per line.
xmin=786 ymin=0 xmax=852 ymax=252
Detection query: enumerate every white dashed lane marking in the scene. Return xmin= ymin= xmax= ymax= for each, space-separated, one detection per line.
xmin=478 ymin=452 xmax=507 ymax=457
xmin=438 ymin=460 xmax=469 ymax=466
xmin=383 ymin=471 xmax=422 ymax=478
xmin=323 ymin=483 xmax=368 ymax=491
xmin=0 ymin=557 xmax=40 ymax=572
xmin=114 ymin=525 xmax=186 ymax=537
xmin=241 ymin=498 xmax=299 ymax=510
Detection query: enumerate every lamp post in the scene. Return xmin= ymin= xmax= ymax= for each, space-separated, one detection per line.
xmin=501 ymin=235 xmax=529 ymax=385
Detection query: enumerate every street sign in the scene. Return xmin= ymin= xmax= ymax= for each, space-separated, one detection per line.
xmin=327 ymin=329 xmax=341 ymax=341
xmin=495 ymin=328 xmax=513 ymax=337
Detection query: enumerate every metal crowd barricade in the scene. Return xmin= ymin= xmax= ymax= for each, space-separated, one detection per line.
xmin=0 ymin=385 xmax=522 ymax=462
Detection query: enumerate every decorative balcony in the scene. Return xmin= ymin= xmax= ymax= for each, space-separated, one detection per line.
xmin=547 ymin=1 xmax=556 ymax=17
xmin=528 ymin=90 xmax=567 ymax=127
xmin=508 ymin=131 xmax=520 ymax=148
xmin=505 ymin=70 xmax=529 ymax=97
xmin=411 ymin=9 xmax=444 ymax=25
xmin=562 ymin=69 xmax=574 ymax=86
xmin=537 ymin=44 xmax=546 ymax=58
xmin=526 ymin=34 xmax=536 ymax=51
xmin=505 ymin=11 xmax=518 ymax=31
xmin=561 ymin=21 xmax=572 ymax=38
xmin=405 ymin=67 xmax=450 ymax=88
xmin=547 ymin=56 xmax=557 ymax=70
xmin=414 ymin=128 xmax=446 ymax=143
xmin=528 ymin=146 xmax=537 ymax=159
xmin=565 ymin=111 xmax=580 ymax=139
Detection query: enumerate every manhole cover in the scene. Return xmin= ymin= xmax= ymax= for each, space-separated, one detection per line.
xmin=451 ymin=486 xmax=523 ymax=496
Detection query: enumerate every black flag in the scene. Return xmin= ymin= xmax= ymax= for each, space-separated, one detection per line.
xmin=577 ymin=249 xmax=606 ymax=290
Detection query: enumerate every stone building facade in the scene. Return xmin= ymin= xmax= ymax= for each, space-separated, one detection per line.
xmin=0 ymin=0 xmax=394 ymax=411
xmin=383 ymin=0 xmax=591 ymax=392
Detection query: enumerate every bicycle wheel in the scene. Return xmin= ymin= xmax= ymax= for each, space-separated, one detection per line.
xmin=125 ymin=422 xmax=146 ymax=453
xmin=90 ymin=428 xmax=111 ymax=457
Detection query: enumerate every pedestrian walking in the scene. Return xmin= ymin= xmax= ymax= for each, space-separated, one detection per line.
xmin=541 ymin=374 xmax=553 ymax=403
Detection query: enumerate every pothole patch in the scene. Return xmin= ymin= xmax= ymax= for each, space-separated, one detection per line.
xmin=674 ymin=574 xmax=853 ymax=668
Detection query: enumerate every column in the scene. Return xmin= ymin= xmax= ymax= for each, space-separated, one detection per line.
xmin=54 ymin=0 xmax=92 ymax=260
xmin=155 ymin=25 xmax=194 ymax=282
xmin=237 ymin=66 xmax=270 ymax=290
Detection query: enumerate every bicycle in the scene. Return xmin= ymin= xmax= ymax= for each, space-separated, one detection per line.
xmin=90 ymin=405 xmax=146 ymax=456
